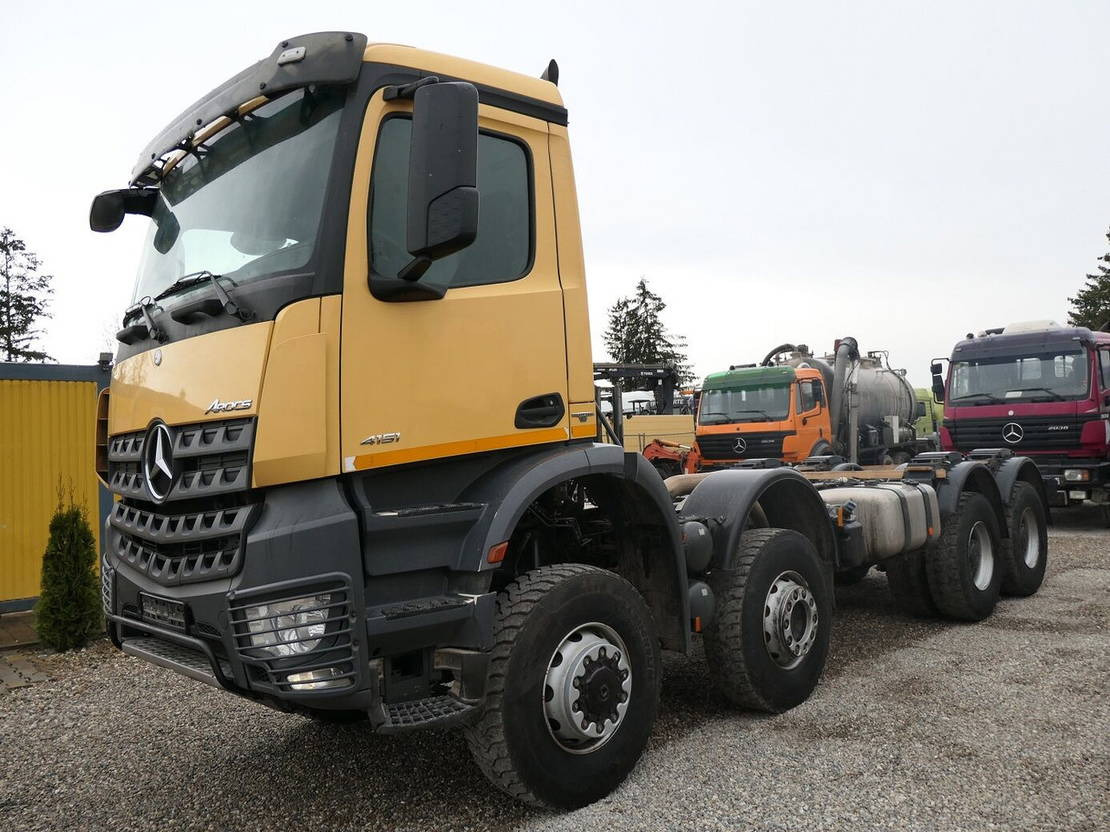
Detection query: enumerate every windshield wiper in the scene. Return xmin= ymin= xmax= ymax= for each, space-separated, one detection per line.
xmin=155 ymin=270 xmax=252 ymax=321
xmin=1008 ymin=387 xmax=1066 ymax=401
xmin=117 ymin=297 xmax=165 ymax=344
xmin=950 ymin=392 xmax=1004 ymax=405
xmin=732 ymin=409 xmax=773 ymax=419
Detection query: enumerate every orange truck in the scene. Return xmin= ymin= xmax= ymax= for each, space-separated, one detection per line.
xmin=695 ymin=339 xmax=934 ymax=469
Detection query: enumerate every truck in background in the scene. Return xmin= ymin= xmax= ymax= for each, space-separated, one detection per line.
xmin=934 ymin=321 xmax=1110 ymax=510
xmin=695 ymin=339 xmax=934 ymax=469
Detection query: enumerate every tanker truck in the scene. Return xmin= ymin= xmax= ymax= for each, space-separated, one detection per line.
xmin=695 ymin=338 xmax=934 ymax=469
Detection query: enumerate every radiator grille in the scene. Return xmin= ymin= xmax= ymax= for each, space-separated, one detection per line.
xmin=946 ymin=415 xmax=1088 ymax=452
xmin=697 ymin=431 xmax=793 ymax=460
xmin=107 ymin=418 xmax=254 ymax=503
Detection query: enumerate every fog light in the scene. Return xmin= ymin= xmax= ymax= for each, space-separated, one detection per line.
xmin=1064 ymin=469 xmax=1090 ymax=482
xmin=285 ymin=666 xmax=350 ymax=691
xmin=245 ymin=594 xmax=332 ymax=658
xmin=1068 ymin=490 xmax=1088 ymax=501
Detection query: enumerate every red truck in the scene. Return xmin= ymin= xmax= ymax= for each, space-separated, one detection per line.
xmin=934 ymin=322 xmax=1110 ymax=510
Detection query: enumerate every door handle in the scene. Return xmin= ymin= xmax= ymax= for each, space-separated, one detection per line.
xmin=515 ymin=393 xmax=566 ymax=429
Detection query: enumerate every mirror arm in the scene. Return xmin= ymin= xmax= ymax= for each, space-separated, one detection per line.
xmin=384 ymin=76 xmax=440 ymax=101
xmin=398 ymin=256 xmax=433 ymax=282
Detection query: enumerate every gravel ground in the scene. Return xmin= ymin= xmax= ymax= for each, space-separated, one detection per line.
xmin=1 ymin=507 xmax=1107 ymax=832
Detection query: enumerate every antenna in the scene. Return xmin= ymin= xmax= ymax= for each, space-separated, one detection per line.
xmin=541 ymin=59 xmax=559 ymax=86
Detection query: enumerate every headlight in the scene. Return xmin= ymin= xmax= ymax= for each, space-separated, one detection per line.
xmin=245 ymin=594 xmax=332 ymax=657
xmin=1064 ymin=469 xmax=1090 ymax=482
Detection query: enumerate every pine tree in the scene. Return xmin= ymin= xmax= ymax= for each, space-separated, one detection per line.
xmin=1067 ymin=226 xmax=1110 ymax=331
xmin=602 ymin=278 xmax=693 ymax=387
xmin=36 ymin=498 xmax=102 ymax=651
xmin=0 ymin=227 xmax=54 ymax=362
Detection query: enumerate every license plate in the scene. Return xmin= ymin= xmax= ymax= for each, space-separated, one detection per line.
xmin=140 ymin=593 xmax=186 ymax=631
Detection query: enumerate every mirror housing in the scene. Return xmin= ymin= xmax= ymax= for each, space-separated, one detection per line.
xmin=401 ymin=81 xmax=480 ymax=281
xmin=929 ymin=361 xmax=943 ymax=376
xmin=89 ymin=188 xmax=158 ymax=232
xmin=931 ymin=374 xmax=946 ymax=403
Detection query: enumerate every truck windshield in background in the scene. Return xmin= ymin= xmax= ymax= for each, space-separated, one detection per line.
xmin=950 ymin=348 xmax=1089 ymax=404
xmin=132 ymin=87 xmax=344 ymax=303
xmin=698 ymin=384 xmax=791 ymax=424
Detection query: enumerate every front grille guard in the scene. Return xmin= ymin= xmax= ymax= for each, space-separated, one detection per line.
xmin=227 ymin=575 xmax=360 ymax=694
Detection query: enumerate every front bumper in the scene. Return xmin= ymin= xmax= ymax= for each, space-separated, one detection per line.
xmin=104 ymin=477 xmax=494 ymax=729
xmin=1033 ymin=460 xmax=1110 ymax=506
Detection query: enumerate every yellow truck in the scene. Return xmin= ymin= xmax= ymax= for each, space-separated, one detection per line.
xmin=90 ymin=32 xmax=1052 ymax=809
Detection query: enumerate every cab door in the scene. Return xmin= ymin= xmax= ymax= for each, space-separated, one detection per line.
xmin=339 ymin=91 xmax=569 ymax=472
xmin=795 ymin=378 xmax=830 ymax=458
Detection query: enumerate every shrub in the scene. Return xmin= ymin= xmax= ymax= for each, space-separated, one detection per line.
xmin=36 ymin=500 xmax=102 ymax=651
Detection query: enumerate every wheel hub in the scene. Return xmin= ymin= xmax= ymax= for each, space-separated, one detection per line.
xmin=1018 ymin=507 xmax=1040 ymax=569
xmin=968 ymin=520 xmax=994 ymax=591
xmin=544 ymin=623 xmax=631 ymax=754
xmin=763 ymin=571 xmax=818 ymax=669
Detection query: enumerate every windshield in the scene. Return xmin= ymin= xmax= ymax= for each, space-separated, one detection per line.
xmin=132 ymin=88 xmax=344 ymax=303
xmin=699 ymin=385 xmax=792 ymax=424
xmin=950 ymin=348 xmax=1090 ymax=404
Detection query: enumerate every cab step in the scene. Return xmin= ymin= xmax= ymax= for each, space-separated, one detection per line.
xmin=377 ymin=694 xmax=478 ymax=733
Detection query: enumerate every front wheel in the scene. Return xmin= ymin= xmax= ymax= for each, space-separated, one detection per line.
xmin=464 ymin=564 xmax=660 ymax=809
xmin=705 ymin=529 xmax=832 ymax=713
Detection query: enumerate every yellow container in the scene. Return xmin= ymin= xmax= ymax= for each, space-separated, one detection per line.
xmin=0 ymin=372 xmax=105 ymax=607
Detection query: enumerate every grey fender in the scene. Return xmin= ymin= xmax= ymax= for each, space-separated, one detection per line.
xmin=460 ymin=442 xmax=689 ymax=652
xmin=937 ymin=460 xmax=1008 ymax=538
xmin=678 ymin=467 xmax=837 ymax=571
xmin=993 ymin=456 xmax=1051 ymax=518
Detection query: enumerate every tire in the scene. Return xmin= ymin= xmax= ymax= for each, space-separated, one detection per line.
xmin=885 ymin=549 xmax=937 ymax=617
xmin=464 ymin=564 xmax=660 ymax=809
xmin=999 ymin=481 xmax=1048 ymax=597
xmin=810 ymin=441 xmax=834 ymax=458
xmin=704 ymin=529 xmax=832 ymax=713
xmin=927 ymin=492 xmax=1002 ymax=621
xmin=835 ymin=564 xmax=871 ymax=585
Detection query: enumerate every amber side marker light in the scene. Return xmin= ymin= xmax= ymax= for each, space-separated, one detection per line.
xmin=487 ymin=541 xmax=509 ymax=564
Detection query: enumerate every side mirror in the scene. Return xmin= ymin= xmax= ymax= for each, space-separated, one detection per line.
xmin=931 ymin=375 xmax=946 ymax=403
xmin=930 ymin=361 xmax=943 ymax=376
xmin=401 ymin=81 xmax=480 ymax=281
xmin=915 ymin=401 xmax=927 ymax=419
xmin=89 ymin=188 xmax=158 ymax=232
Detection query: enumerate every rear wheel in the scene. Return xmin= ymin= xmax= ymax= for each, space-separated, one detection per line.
xmin=927 ymin=492 xmax=1002 ymax=621
xmin=999 ymin=482 xmax=1048 ymax=597
xmin=464 ymin=564 xmax=660 ymax=809
xmin=704 ymin=529 xmax=832 ymax=713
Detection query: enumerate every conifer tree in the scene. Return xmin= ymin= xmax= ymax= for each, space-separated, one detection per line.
xmin=36 ymin=499 xmax=101 ymax=651
xmin=1068 ymin=226 xmax=1110 ymax=331
xmin=602 ymin=278 xmax=692 ymax=387
xmin=0 ymin=227 xmax=54 ymax=361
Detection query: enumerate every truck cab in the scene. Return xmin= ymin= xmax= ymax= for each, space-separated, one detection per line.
xmin=694 ymin=365 xmax=830 ymax=467
xmin=938 ymin=322 xmax=1110 ymax=505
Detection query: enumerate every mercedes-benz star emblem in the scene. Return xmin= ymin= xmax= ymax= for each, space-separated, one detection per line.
xmin=143 ymin=422 xmax=176 ymax=501
xmin=1001 ymin=422 xmax=1024 ymax=444
xmin=733 ymin=436 xmax=748 ymax=455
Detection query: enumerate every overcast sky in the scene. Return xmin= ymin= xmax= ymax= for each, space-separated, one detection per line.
xmin=2 ymin=1 xmax=1108 ymax=386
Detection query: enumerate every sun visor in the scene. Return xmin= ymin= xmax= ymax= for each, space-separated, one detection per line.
xmin=131 ymin=31 xmax=367 ymax=184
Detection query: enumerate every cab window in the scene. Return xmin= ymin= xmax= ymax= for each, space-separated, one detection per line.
xmin=369 ymin=117 xmax=533 ymax=290
xmin=1100 ymin=349 xmax=1110 ymax=393
xmin=797 ymin=380 xmax=821 ymax=413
